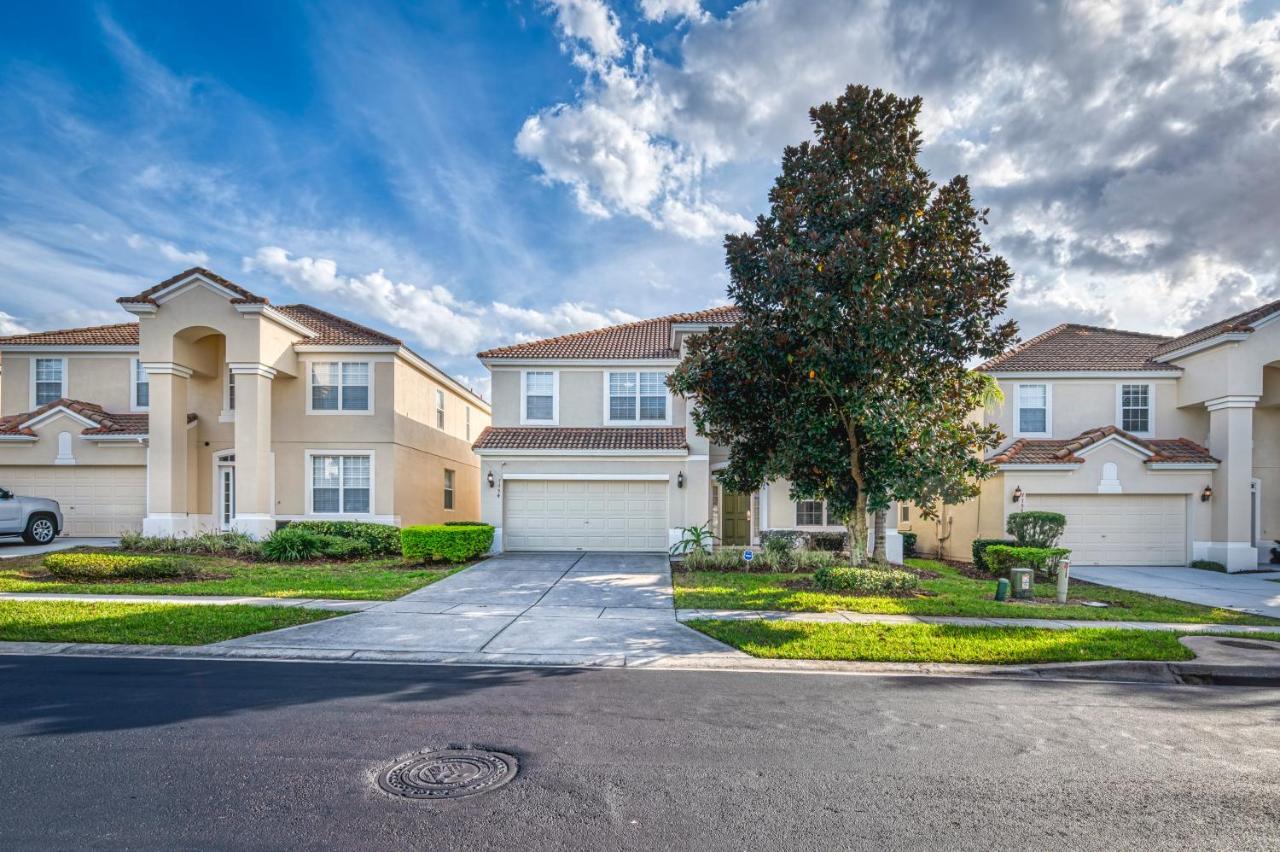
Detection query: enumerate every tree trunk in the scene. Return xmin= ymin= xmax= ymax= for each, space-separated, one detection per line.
xmin=872 ymin=509 xmax=887 ymax=564
xmin=845 ymin=490 xmax=870 ymax=566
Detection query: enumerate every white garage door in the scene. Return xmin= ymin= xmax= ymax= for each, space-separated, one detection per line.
xmin=1024 ymin=494 xmax=1187 ymax=566
xmin=0 ymin=466 xmax=146 ymax=536
xmin=504 ymin=479 xmax=668 ymax=552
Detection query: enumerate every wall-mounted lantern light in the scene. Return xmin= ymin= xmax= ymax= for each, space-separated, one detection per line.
xmin=677 ymin=472 xmax=685 ymax=489
xmin=487 ymin=471 xmax=495 ymax=488
xmin=1011 ymin=485 xmax=1024 ymax=504
xmin=1200 ymin=485 xmax=1213 ymax=502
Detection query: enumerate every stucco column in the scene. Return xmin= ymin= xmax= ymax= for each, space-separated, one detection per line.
xmin=230 ymin=363 xmax=277 ymax=540
xmin=1204 ymin=395 xmax=1259 ymax=571
xmin=142 ymin=363 xmax=193 ymax=537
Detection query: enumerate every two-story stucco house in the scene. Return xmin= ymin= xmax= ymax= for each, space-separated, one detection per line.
xmin=0 ymin=267 xmax=489 ymax=537
xmin=907 ymin=301 xmax=1280 ymax=572
xmin=472 ymin=307 xmax=903 ymax=559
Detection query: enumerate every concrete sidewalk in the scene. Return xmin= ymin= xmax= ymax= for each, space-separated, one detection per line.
xmin=1071 ymin=565 xmax=1280 ymax=619
xmin=0 ymin=592 xmax=376 ymax=611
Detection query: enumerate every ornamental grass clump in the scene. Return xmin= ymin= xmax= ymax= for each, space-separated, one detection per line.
xmin=44 ymin=552 xmax=191 ymax=580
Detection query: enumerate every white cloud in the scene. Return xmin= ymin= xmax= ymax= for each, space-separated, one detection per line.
xmin=126 ymin=233 xmax=209 ymax=267
xmin=543 ymin=0 xmax=625 ymax=60
xmin=0 ymin=311 xmax=30 ymax=337
xmin=639 ymin=0 xmax=705 ymax=22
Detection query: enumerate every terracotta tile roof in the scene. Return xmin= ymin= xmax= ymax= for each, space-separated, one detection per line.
xmin=472 ymin=426 xmax=688 ymax=452
xmin=987 ymin=425 xmax=1216 ymax=465
xmin=1153 ymin=298 xmax=1280 ymax=356
xmin=0 ymin=399 xmax=196 ymax=437
xmin=978 ymin=324 xmax=1179 ymax=373
xmin=477 ymin=305 xmax=744 ymax=360
xmin=0 ymin=322 xmax=140 ymax=347
xmin=118 ymin=267 xmax=268 ymax=305
xmin=276 ymin=304 xmax=401 ymax=346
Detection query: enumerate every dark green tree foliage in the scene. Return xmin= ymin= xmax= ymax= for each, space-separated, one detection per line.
xmin=670 ymin=86 xmax=1017 ymax=564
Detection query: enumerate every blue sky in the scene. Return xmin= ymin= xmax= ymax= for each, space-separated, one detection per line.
xmin=2 ymin=1 xmax=1279 ymax=397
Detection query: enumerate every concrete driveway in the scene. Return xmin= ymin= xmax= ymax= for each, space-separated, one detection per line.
xmin=1072 ymin=565 xmax=1280 ymax=619
xmin=219 ymin=551 xmax=739 ymax=666
xmin=0 ymin=537 xmax=119 ymax=560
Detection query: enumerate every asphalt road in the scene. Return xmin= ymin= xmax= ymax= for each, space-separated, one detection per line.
xmin=0 ymin=656 xmax=1277 ymax=850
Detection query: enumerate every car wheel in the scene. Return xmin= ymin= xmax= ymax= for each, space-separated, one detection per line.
xmin=22 ymin=514 xmax=57 ymax=546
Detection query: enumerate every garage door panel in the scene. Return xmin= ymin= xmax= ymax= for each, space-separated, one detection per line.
xmin=1024 ymin=494 xmax=1186 ymax=566
xmin=0 ymin=466 xmax=146 ymax=536
xmin=505 ymin=479 xmax=668 ymax=552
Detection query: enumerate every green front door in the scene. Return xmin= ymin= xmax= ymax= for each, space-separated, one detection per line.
xmin=721 ymin=490 xmax=751 ymax=546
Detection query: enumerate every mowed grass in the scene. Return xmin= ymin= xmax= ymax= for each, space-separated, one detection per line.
xmin=0 ymin=553 xmax=460 ymax=600
xmin=687 ymin=619 xmax=1265 ymax=665
xmin=0 ymin=600 xmax=337 ymax=645
xmin=674 ymin=558 xmax=1279 ymax=626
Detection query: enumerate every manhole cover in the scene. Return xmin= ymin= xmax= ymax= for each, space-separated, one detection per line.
xmin=1215 ymin=639 xmax=1280 ymax=653
xmin=377 ymin=748 xmax=518 ymax=800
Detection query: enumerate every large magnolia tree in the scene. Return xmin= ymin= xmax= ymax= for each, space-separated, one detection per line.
xmin=670 ymin=85 xmax=1017 ymax=565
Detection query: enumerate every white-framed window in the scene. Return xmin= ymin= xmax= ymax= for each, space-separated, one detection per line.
xmin=1118 ymin=383 xmax=1152 ymax=434
xmin=308 ymin=361 xmax=371 ymax=414
xmin=131 ymin=358 xmax=149 ymax=410
xmin=796 ymin=500 xmax=827 ymax=526
xmin=307 ymin=452 xmax=372 ymax=515
xmin=521 ymin=370 xmax=558 ymax=424
xmin=465 ymin=405 xmax=471 ymax=441
xmin=1016 ymin=383 xmax=1050 ymax=435
xmin=228 ymin=368 xmax=236 ymax=411
xmin=443 ymin=468 xmax=455 ymax=510
xmin=32 ymin=357 xmax=66 ymax=407
xmin=436 ymin=389 xmax=446 ymax=430
xmin=605 ymin=370 xmax=669 ymax=424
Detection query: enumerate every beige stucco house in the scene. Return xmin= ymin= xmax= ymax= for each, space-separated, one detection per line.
xmin=908 ymin=301 xmax=1280 ymax=572
xmin=0 ymin=267 xmax=489 ymax=537
xmin=472 ymin=307 xmax=903 ymax=559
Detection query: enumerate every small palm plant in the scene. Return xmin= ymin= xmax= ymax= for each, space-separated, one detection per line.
xmin=669 ymin=523 xmax=717 ymax=558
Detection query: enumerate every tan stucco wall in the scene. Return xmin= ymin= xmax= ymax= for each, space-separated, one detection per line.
xmin=0 ymin=352 xmax=137 ymax=416
xmin=990 ymin=376 xmax=1204 ymax=443
xmin=906 ymin=474 xmax=1007 ymax=562
xmin=488 ymin=365 xmax=684 ymax=428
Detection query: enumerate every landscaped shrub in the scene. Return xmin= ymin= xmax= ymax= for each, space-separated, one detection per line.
xmin=283 ymin=521 xmax=400 ymax=556
xmin=809 ymin=531 xmax=848 ymax=552
xmin=793 ymin=550 xmax=840 ymax=572
xmin=318 ymin=536 xmax=372 ymax=560
xmin=1006 ymin=511 xmax=1067 ymax=547
xmin=443 ymin=520 xmax=487 ymax=526
xmin=760 ymin=529 xmax=807 ymax=550
xmin=261 ymin=526 xmax=327 ymax=562
xmin=900 ymin=531 xmax=918 ymax=557
xmin=44 ymin=552 xmax=190 ymax=580
xmin=119 ymin=530 xmax=261 ymax=558
xmin=983 ymin=544 xmax=1070 ymax=578
xmin=402 ymin=523 xmax=494 ymax=563
xmin=1190 ymin=559 xmax=1227 ymax=573
xmin=971 ymin=538 xmax=1013 ymax=573
xmin=762 ymin=534 xmax=797 ymax=571
xmin=813 ymin=564 xmax=920 ymax=594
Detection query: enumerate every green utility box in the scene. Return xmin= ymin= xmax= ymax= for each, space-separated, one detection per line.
xmin=1010 ymin=567 xmax=1035 ymax=600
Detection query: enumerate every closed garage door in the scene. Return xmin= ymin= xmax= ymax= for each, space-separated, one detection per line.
xmin=0 ymin=466 xmax=146 ymax=536
xmin=1024 ymin=494 xmax=1186 ymax=566
xmin=504 ymin=479 xmax=668 ymax=552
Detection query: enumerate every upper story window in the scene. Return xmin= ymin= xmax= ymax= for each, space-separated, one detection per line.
xmin=607 ymin=371 xmax=668 ymax=423
xmin=797 ymin=500 xmax=828 ymax=526
xmin=436 ymin=389 xmax=446 ymax=429
xmin=227 ymin=368 xmax=236 ymax=412
xmin=1016 ymin=383 xmax=1049 ymax=435
xmin=309 ymin=361 xmax=370 ymax=413
xmin=132 ymin=359 xmax=149 ymax=410
xmin=1119 ymin=383 xmax=1151 ymax=434
xmin=465 ymin=405 xmax=471 ymax=441
xmin=34 ymin=357 xmax=65 ymax=406
xmin=522 ymin=370 xmax=557 ymax=424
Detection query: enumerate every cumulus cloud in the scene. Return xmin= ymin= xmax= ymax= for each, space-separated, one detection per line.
xmin=639 ymin=0 xmax=705 ymax=22
xmin=0 ymin=311 xmax=30 ymax=337
xmin=543 ymin=0 xmax=624 ymax=60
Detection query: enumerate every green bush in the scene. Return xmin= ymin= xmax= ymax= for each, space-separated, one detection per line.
xmin=793 ymin=550 xmax=840 ymax=572
xmin=900 ymin=531 xmax=918 ymax=557
xmin=318 ymin=536 xmax=372 ymax=560
xmin=983 ymin=544 xmax=1070 ymax=577
xmin=261 ymin=526 xmax=327 ymax=562
xmin=1006 ymin=511 xmax=1067 ymax=547
xmin=760 ymin=529 xmax=806 ymax=550
xmin=809 ymin=531 xmax=848 ymax=552
xmin=402 ymin=524 xmax=494 ymax=563
xmin=1190 ymin=559 xmax=1227 ymax=573
xmin=443 ymin=520 xmax=486 ymax=526
xmin=119 ymin=530 xmax=261 ymax=558
xmin=813 ymin=564 xmax=920 ymax=594
xmin=971 ymin=538 xmax=1012 ymax=573
xmin=283 ymin=521 xmax=400 ymax=555
xmin=762 ymin=535 xmax=797 ymax=571
xmin=43 ymin=552 xmax=190 ymax=580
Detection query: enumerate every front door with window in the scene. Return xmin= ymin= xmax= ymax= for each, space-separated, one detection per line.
xmin=218 ymin=464 xmax=236 ymax=530
xmin=721 ymin=490 xmax=751 ymax=546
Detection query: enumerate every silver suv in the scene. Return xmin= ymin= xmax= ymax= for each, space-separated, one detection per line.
xmin=0 ymin=488 xmax=63 ymax=545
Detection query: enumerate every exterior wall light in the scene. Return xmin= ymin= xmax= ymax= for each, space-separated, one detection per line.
xmin=1011 ymin=485 xmax=1024 ymax=504
xmin=677 ymin=472 xmax=685 ymax=489
xmin=1201 ymin=485 xmax=1213 ymax=502
xmin=487 ymin=471 xmax=495 ymax=488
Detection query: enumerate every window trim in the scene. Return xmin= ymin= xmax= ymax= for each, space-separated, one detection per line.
xmin=435 ymin=389 xmax=446 ymax=430
xmin=1116 ymin=382 xmax=1154 ymax=436
xmin=304 ymin=360 xmax=375 ymax=416
xmin=520 ymin=369 xmax=559 ymax=425
xmin=30 ymin=356 xmax=68 ymax=409
xmin=130 ymin=357 xmax=150 ymax=412
xmin=602 ymin=370 xmax=672 ymax=426
xmin=1014 ymin=382 xmax=1052 ymax=437
xmin=304 ymin=449 xmax=375 ymax=518
xmin=465 ymin=405 xmax=471 ymax=441
xmin=443 ymin=468 xmax=455 ymax=511
xmin=795 ymin=499 xmax=828 ymax=527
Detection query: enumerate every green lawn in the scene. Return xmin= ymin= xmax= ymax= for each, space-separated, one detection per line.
xmin=0 ymin=553 xmax=460 ymax=600
xmin=0 ymin=600 xmax=337 ymax=645
xmin=675 ymin=558 xmax=1280 ymax=626
xmin=689 ymin=619 xmax=1280 ymax=665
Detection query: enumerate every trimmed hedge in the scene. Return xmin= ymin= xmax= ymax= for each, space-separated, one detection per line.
xmin=402 ymin=524 xmax=494 ymax=563
xmin=1006 ymin=510 xmax=1067 ymax=547
xmin=283 ymin=521 xmax=400 ymax=555
xmin=813 ymin=565 xmax=920 ymax=594
xmin=972 ymin=538 xmax=1012 ymax=573
xmin=43 ymin=552 xmax=190 ymax=580
xmin=984 ymin=544 xmax=1070 ymax=578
